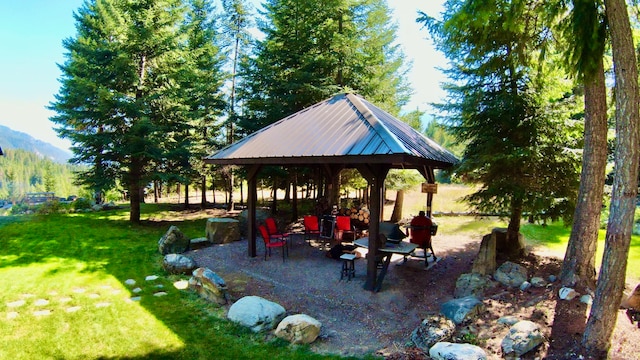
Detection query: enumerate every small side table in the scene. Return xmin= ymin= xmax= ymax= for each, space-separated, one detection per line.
xmin=340 ymin=253 xmax=357 ymax=281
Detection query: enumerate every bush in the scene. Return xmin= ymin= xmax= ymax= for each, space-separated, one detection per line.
xmin=72 ymin=197 xmax=93 ymax=211
xmin=36 ymin=200 xmax=64 ymax=215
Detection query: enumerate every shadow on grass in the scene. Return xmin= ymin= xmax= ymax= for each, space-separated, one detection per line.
xmin=0 ymin=207 xmax=362 ymax=360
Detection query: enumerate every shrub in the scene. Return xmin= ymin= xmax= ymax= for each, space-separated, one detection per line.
xmin=73 ymin=197 xmax=93 ymax=211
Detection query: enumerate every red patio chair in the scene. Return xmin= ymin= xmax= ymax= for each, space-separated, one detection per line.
xmin=334 ymin=215 xmax=355 ymax=243
xmin=258 ymin=224 xmax=287 ymax=261
xmin=303 ymin=215 xmax=320 ymax=244
xmin=265 ymin=217 xmax=287 ymax=243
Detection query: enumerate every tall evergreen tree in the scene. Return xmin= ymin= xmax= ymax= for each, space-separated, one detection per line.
xmin=421 ymin=0 xmax=581 ymax=254
xmin=220 ymin=0 xmax=254 ymax=209
xmin=172 ymin=0 xmax=226 ymax=208
xmin=241 ymin=0 xmax=409 ymax=132
xmin=50 ymin=0 xmax=201 ymax=222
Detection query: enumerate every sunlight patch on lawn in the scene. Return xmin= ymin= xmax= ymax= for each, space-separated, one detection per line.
xmin=0 ymin=260 xmax=185 ymax=359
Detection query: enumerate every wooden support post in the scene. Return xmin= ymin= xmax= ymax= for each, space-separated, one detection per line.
xmin=358 ymin=164 xmax=390 ymax=291
xmin=247 ymin=165 xmax=260 ymax=257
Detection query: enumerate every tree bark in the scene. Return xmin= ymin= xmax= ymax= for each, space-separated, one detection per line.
xmin=583 ymin=0 xmax=640 ymax=355
xmin=201 ymin=175 xmax=207 ymax=208
xmin=505 ymin=196 xmax=525 ymax=256
xmin=389 ymin=189 xmax=404 ymax=223
xmin=184 ymin=182 xmax=190 ymax=208
xmin=561 ymin=57 xmax=608 ymax=289
xmin=128 ymin=156 xmax=142 ymax=223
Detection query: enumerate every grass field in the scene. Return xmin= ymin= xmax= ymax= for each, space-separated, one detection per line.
xmin=0 ymin=206 xmax=359 ymax=360
xmin=1 ymin=185 xmax=639 ymax=359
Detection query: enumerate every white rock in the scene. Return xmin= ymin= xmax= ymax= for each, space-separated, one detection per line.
xmin=6 ymin=311 xmax=19 ymax=319
xmin=145 ymin=275 xmax=159 ymax=281
xmin=153 ymin=292 xmax=168 ymax=297
xmin=132 ymin=287 xmax=142 ymax=294
xmin=173 ymin=280 xmax=189 ymax=290
xmin=34 ymin=299 xmax=49 ymax=306
xmin=559 ymin=287 xmax=579 ymax=300
xmin=33 ymin=310 xmax=52 ymax=317
xmin=7 ymin=300 xmax=26 ymax=308
xmin=429 ymin=342 xmax=487 ymax=360
xmin=580 ymin=294 xmax=593 ymax=305
xmin=125 ymin=279 xmax=136 ymax=286
xmin=227 ymin=296 xmax=286 ymax=332
xmin=501 ymin=320 xmax=545 ymax=356
xmin=274 ymin=314 xmax=322 ymax=344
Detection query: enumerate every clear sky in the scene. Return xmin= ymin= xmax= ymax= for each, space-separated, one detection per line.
xmin=0 ymin=0 xmax=446 ymax=151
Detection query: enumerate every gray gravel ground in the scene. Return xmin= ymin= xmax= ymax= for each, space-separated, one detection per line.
xmin=186 ymin=233 xmax=480 ymax=357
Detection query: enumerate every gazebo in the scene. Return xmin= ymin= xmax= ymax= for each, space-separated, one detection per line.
xmin=205 ymin=93 xmax=458 ymax=291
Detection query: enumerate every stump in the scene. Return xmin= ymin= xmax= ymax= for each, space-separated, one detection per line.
xmin=472 ymin=232 xmax=497 ymax=275
xmin=206 ymin=218 xmax=240 ymax=244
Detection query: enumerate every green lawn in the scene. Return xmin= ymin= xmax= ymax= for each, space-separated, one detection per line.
xmin=0 ymin=205 xmax=362 ymax=360
xmin=2 ymin=199 xmax=639 ymax=359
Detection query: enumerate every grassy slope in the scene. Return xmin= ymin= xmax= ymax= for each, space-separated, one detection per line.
xmin=0 ymin=206 xmax=361 ymax=360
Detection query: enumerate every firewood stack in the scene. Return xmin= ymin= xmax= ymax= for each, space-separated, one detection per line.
xmin=340 ymin=206 xmax=370 ymax=229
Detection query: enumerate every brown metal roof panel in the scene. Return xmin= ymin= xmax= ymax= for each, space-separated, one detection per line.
xmin=362 ymin=98 xmax=458 ymax=164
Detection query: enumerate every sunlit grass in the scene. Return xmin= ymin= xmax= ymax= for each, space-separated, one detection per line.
xmin=0 ymin=210 xmax=360 ymax=360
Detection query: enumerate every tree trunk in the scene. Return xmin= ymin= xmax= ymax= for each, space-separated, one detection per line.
xmin=128 ymin=157 xmax=142 ymax=223
xmin=583 ymin=0 xmax=640 ymax=355
xmin=561 ymin=57 xmax=608 ymax=289
xmin=271 ymin=178 xmax=278 ymax=215
xmin=184 ymin=182 xmax=190 ymax=208
xmin=201 ymin=175 xmax=207 ymax=208
xmin=389 ymin=189 xmax=404 ymax=223
xmin=227 ymin=171 xmax=234 ymax=211
xmin=291 ymin=171 xmax=298 ymax=223
xmin=505 ymin=196 xmax=525 ymax=256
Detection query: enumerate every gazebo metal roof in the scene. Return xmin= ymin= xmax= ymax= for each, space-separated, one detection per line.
xmin=205 ymin=93 xmax=458 ymax=169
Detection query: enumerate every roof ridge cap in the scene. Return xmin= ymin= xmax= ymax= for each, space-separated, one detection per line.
xmin=345 ymin=93 xmax=409 ymax=154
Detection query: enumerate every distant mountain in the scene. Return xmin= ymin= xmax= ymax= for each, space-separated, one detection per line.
xmin=0 ymin=125 xmax=72 ymax=164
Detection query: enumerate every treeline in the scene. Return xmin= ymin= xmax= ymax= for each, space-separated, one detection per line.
xmin=50 ymin=0 xmax=412 ymax=222
xmin=0 ymin=149 xmax=85 ymax=201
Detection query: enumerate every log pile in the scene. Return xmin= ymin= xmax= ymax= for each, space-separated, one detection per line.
xmin=341 ymin=207 xmax=370 ymax=228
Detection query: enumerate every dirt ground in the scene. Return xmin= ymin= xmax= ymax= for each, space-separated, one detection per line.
xmin=185 ymin=218 xmax=640 ymax=359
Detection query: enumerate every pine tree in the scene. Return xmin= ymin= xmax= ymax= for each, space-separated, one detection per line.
xmin=421 ymin=0 xmax=581 ymax=254
xmin=50 ymin=0 xmax=202 ymax=222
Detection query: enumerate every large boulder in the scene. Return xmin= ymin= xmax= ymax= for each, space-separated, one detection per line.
xmin=429 ymin=342 xmax=487 ymax=360
xmin=501 ymin=320 xmax=545 ymax=357
xmin=158 ymin=226 xmax=190 ymax=255
xmin=410 ymin=315 xmax=456 ymax=352
xmin=440 ymin=296 xmax=484 ymax=325
xmin=274 ymin=314 xmax=322 ymax=344
xmin=493 ymin=261 xmax=528 ymax=288
xmin=454 ymin=273 xmax=494 ymax=298
xmin=227 ymin=295 xmax=286 ymax=332
xmin=238 ymin=209 xmax=271 ymax=237
xmin=163 ymin=254 xmax=197 ymax=275
xmin=206 ymin=218 xmax=241 ymax=244
xmin=188 ymin=267 xmax=228 ymax=305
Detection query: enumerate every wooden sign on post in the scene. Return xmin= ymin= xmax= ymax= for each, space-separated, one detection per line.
xmin=421 ymin=183 xmax=438 ymax=194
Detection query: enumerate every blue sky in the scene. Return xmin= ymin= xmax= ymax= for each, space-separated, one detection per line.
xmin=0 ymin=0 xmax=446 ymax=151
